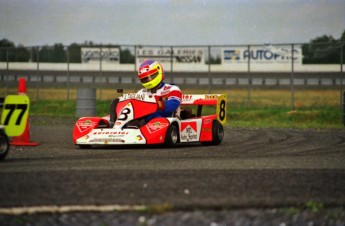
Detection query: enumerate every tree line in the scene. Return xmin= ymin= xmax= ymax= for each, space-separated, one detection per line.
xmin=0 ymin=29 xmax=344 ymax=64
xmin=302 ymin=29 xmax=345 ymax=64
xmin=0 ymin=41 xmax=134 ymax=63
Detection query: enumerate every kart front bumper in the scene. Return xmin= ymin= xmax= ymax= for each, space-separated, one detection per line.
xmin=76 ymin=128 xmax=147 ymax=145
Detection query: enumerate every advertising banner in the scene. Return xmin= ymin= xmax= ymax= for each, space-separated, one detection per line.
xmin=136 ymin=47 xmax=205 ymax=65
xmin=222 ymin=45 xmax=302 ymax=65
xmin=81 ymin=47 xmax=120 ymax=63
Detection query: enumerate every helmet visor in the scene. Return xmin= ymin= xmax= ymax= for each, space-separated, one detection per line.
xmin=140 ymin=72 xmax=159 ymax=84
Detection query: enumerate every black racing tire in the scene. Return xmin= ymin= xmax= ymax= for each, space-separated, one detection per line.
xmin=201 ymin=120 xmax=224 ymax=146
xmin=0 ymin=129 xmax=10 ymax=161
xmin=164 ymin=124 xmax=179 ymax=147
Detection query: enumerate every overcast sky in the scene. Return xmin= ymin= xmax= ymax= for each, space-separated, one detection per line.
xmin=0 ymin=0 xmax=344 ymax=47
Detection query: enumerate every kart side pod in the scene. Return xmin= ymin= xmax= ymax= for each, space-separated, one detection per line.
xmin=73 ymin=117 xmax=109 ymax=144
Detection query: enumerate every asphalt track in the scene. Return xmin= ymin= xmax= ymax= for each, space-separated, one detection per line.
xmin=0 ymin=120 xmax=344 ymax=225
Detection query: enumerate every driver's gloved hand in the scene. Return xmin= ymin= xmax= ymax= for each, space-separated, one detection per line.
xmin=157 ymin=100 xmax=165 ymax=110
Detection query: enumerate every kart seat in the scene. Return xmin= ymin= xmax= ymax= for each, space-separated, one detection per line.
xmin=97 ymin=119 xmax=110 ymax=128
xmin=176 ymin=108 xmax=194 ymax=120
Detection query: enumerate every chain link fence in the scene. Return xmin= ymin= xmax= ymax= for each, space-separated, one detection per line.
xmin=0 ymin=43 xmax=344 ymax=109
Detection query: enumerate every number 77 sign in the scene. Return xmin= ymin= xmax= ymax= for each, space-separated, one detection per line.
xmin=1 ymin=95 xmax=30 ymax=137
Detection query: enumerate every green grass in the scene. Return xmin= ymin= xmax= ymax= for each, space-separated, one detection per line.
xmin=230 ymin=107 xmax=342 ymax=128
xmin=29 ymin=100 xmax=77 ymax=117
xmin=27 ymin=100 xmax=344 ymax=129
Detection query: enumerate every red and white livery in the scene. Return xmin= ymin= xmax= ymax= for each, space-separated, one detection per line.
xmin=73 ymin=92 xmax=227 ymax=148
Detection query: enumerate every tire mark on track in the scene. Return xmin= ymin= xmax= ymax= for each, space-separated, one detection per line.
xmin=224 ymin=128 xmax=345 ymax=158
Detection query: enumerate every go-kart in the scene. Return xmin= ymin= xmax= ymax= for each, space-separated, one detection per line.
xmin=73 ymin=92 xmax=227 ymax=148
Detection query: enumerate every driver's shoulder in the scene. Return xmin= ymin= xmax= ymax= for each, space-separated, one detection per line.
xmin=163 ymin=83 xmax=181 ymax=92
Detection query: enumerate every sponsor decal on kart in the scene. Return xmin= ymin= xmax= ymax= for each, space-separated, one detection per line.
xmin=205 ymin=94 xmax=219 ymax=99
xmin=182 ymin=95 xmax=193 ymax=100
xmin=76 ymin=120 xmax=98 ymax=133
xmin=146 ymin=121 xmax=169 ymax=133
xmin=202 ymin=128 xmax=212 ymax=132
xmin=80 ymin=129 xmax=146 ymax=145
xmin=93 ymin=131 xmax=129 ymax=135
xmin=89 ymin=138 xmax=125 ymax=143
xmin=180 ymin=121 xmax=198 ymax=142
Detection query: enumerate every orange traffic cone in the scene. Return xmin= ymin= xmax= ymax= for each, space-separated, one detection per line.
xmin=10 ymin=118 xmax=39 ymax=146
xmin=10 ymin=78 xmax=39 ymax=146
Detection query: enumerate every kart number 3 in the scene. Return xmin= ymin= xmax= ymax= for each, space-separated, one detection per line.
xmin=118 ymin=108 xmax=131 ymax=121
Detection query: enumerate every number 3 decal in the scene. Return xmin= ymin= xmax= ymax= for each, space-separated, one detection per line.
xmin=216 ymin=94 xmax=227 ymax=125
xmin=118 ymin=108 xmax=131 ymax=121
xmin=1 ymin=95 xmax=30 ymax=137
xmin=117 ymin=102 xmax=134 ymax=122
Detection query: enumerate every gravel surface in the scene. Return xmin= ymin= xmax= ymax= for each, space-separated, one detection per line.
xmin=0 ymin=208 xmax=344 ymax=226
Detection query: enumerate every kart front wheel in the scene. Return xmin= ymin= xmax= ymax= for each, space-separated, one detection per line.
xmin=164 ymin=124 xmax=179 ymax=147
xmin=0 ymin=129 xmax=10 ymax=160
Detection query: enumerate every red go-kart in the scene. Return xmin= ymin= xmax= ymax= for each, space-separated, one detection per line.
xmin=73 ymin=93 xmax=227 ymax=148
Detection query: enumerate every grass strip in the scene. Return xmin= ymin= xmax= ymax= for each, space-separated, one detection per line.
xmin=27 ymin=100 xmax=343 ymax=129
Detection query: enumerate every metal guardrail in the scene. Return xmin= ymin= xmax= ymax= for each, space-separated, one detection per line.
xmin=1 ymin=70 xmax=344 ymax=88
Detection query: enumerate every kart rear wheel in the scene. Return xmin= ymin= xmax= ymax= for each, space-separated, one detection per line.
xmin=0 ymin=129 xmax=10 ymax=160
xmin=164 ymin=124 xmax=179 ymax=147
xmin=201 ymin=120 xmax=224 ymax=145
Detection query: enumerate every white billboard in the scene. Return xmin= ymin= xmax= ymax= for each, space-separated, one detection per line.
xmin=81 ymin=47 xmax=120 ymax=63
xmin=136 ymin=47 xmax=205 ymax=66
xmin=222 ymin=45 xmax=302 ymax=65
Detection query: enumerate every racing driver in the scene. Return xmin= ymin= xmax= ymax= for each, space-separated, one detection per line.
xmin=110 ymin=60 xmax=182 ymax=126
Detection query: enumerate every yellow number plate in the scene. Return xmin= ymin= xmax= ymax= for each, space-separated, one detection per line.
xmin=1 ymin=95 xmax=30 ymax=136
xmin=216 ymin=93 xmax=227 ymax=125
